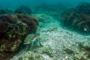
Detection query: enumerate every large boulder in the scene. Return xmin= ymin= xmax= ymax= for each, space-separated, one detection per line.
xmin=0 ymin=14 xmax=38 ymax=60
xmin=60 ymin=2 xmax=90 ymax=33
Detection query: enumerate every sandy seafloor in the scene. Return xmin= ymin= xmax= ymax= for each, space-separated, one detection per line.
xmin=11 ymin=7 xmax=90 ymax=60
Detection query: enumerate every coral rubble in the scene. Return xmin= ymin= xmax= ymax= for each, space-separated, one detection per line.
xmin=0 ymin=14 xmax=38 ymax=60
xmin=60 ymin=2 xmax=90 ymax=33
xmin=14 ymin=5 xmax=32 ymax=15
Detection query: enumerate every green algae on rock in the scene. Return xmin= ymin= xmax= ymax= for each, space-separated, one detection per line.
xmin=0 ymin=14 xmax=38 ymax=60
xmin=60 ymin=2 xmax=90 ymax=33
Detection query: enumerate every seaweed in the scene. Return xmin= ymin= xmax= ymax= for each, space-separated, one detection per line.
xmin=60 ymin=2 xmax=90 ymax=33
xmin=0 ymin=14 xmax=38 ymax=60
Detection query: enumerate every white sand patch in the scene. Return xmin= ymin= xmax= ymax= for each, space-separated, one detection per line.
xmin=37 ymin=14 xmax=90 ymax=60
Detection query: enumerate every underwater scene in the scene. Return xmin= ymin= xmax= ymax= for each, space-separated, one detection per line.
xmin=1 ymin=0 xmax=90 ymax=60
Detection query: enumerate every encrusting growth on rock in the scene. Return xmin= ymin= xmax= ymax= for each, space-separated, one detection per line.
xmin=60 ymin=2 xmax=90 ymax=33
xmin=0 ymin=14 xmax=38 ymax=60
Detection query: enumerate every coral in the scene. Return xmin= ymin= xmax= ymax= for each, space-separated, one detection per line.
xmin=60 ymin=2 xmax=90 ymax=33
xmin=0 ymin=14 xmax=38 ymax=60
xmin=14 ymin=5 xmax=32 ymax=15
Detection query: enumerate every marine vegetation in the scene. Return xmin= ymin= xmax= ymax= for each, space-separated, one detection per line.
xmin=14 ymin=5 xmax=32 ymax=15
xmin=60 ymin=2 xmax=90 ymax=33
xmin=0 ymin=14 xmax=38 ymax=60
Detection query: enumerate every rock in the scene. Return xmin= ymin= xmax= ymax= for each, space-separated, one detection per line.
xmin=60 ymin=2 xmax=90 ymax=33
xmin=0 ymin=14 xmax=38 ymax=60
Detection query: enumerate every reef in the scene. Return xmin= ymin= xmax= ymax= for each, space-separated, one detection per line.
xmin=14 ymin=5 xmax=32 ymax=15
xmin=60 ymin=2 xmax=90 ymax=33
xmin=0 ymin=14 xmax=38 ymax=60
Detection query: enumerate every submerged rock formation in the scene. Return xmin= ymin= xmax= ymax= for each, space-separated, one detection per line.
xmin=14 ymin=5 xmax=32 ymax=15
xmin=0 ymin=14 xmax=38 ymax=60
xmin=60 ymin=2 xmax=90 ymax=33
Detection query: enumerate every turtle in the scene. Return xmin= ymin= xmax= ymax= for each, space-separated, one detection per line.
xmin=23 ymin=33 xmax=43 ymax=51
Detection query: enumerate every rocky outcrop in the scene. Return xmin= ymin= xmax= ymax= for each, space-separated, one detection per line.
xmin=0 ymin=14 xmax=38 ymax=60
xmin=60 ymin=2 xmax=90 ymax=33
